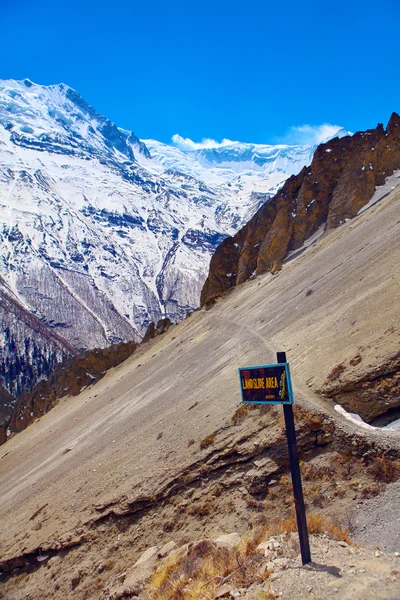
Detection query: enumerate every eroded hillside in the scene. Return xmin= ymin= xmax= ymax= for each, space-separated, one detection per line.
xmin=0 ymin=186 xmax=399 ymax=599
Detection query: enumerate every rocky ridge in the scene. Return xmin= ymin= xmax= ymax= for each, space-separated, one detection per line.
xmin=200 ymin=112 xmax=400 ymax=305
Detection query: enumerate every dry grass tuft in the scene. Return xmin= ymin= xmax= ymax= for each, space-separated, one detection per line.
xmin=307 ymin=513 xmax=352 ymax=543
xmin=368 ymin=455 xmax=400 ymax=483
xmin=149 ymin=539 xmax=242 ymax=600
xmin=261 ymin=513 xmax=352 ymax=544
xmin=200 ymin=432 xmax=216 ymax=449
xmin=149 ymin=512 xmax=353 ymax=599
xmin=326 ymin=363 xmax=347 ymax=382
xmin=232 ymin=405 xmax=249 ymax=425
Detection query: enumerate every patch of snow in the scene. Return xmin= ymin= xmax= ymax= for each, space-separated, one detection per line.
xmin=335 ymin=405 xmax=400 ymax=432
xmin=383 ymin=418 xmax=400 ymax=430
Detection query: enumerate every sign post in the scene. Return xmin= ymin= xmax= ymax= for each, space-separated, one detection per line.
xmin=238 ymin=351 xmax=311 ymax=565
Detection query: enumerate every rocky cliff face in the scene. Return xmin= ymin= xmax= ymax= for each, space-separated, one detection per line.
xmin=201 ymin=113 xmax=400 ymax=305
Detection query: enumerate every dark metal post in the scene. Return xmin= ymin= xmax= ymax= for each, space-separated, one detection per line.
xmin=277 ymin=351 xmax=311 ymax=565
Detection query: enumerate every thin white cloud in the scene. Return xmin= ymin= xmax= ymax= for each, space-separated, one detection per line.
xmin=277 ymin=123 xmax=348 ymax=145
xmin=172 ymin=134 xmax=238 ymax=151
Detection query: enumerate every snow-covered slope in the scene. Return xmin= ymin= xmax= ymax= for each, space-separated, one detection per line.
xmin=146 ymin=138 xmax=317 ymax=193
xmin=0 ymin=78 xmax=339 ymax=394
xmin=145 ymin=133 xmax=350 ymax=224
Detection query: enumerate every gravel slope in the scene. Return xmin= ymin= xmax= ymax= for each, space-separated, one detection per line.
xmin=0 ymin=186 xmax=399 ymax=597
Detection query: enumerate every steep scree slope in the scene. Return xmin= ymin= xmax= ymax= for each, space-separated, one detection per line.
xmin=0 ymin=186 xmax=399 ymax=599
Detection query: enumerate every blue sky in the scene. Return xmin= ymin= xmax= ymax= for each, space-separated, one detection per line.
xmin=1 ymin=0 xmax=399 ymax=145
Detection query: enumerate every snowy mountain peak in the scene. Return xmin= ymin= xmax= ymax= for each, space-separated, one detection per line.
xmin=0 ymin=79 xmax=150 ymax=164
xmin=320 ymin=126 xmax=350 ymax=144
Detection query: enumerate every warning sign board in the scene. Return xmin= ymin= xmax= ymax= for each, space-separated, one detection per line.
xmin=238 ymin=363 xmax=294 ymax=404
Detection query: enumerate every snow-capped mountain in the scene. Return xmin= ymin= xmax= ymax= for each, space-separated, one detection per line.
xmin=0 ymin=78 xmax=341 ymax=396
xmin=146 ymin=138 xmax=317 ymax=193
xmin=145 ymin=131 xmax=348 ymax=223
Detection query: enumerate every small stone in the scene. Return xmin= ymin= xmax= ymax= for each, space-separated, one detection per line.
xmin=267 ymin=540 xmax=280 ymax=551
xmin=71 ymin=572 xmax=82 ymax=587
xmin=395 ymin=552 xmax=400 ymax=558
xmin=273 ymin=558 xmax=288 ymax=568
xmin=270 ymin=573 xmax=281 ymax=581
xmin=36 ymin=554 xmax=49 ymax=563
xmin=257 ymin=541 xmax=269 ymax=552
xmin=134 ymin=546 xmax=159 ymax=567
xmin=214 ymin=584 xmax=233 ymax=598
xmin=338 ymin=541 xmax=348 ymax=547
xmin=158 ymin=541 xmax=177 ymax=558
xmin=375 ymin=550 xmax=382 ymax=558
xmin=215 ymin=533 xmax=240 ymax=549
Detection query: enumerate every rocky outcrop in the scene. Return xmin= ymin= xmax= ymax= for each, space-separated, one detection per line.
xmin=4 ymin=340 xmax=138 ymax=440
xmin=201 ymin=113 xmax=400 ymax=305
xmin=141 ymin=317 xmax=172 ymax=343
xmin=321 ymin=351 xmax=400 ymax=423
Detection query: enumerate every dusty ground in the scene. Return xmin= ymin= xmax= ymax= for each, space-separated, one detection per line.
xmin=0 ymin=187 xmax=399 ymax=599
xmin=250 ymin=534 xmax=400 ymax=600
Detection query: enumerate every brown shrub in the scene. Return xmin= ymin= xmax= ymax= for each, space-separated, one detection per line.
xmin=368 ymin=455 xmax=400 ymax=483
xmin=326 ymin=363 xmax=346 ymax=382
xmin=200 ymin=432 xmax=216 ymax=449
xmin=147 ymin=509 xmax=355 ymax=599
xmin=232 ymin=405 xmax=248 ymax=425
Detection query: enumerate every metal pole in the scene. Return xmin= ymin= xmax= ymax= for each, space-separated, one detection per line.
xmin=277 ymin=351 xmax=311 ymax=565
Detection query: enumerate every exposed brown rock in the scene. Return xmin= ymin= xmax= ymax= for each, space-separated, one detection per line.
xmin=0 ymin=425 xmax=6 ymax=445
xmin=201 ymin=113 xmax=400 ymax=305
xmin=142 ymin=317 xmax=172 ymax=343
xmin=321 ymin=351 xmax=400 ymax=423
